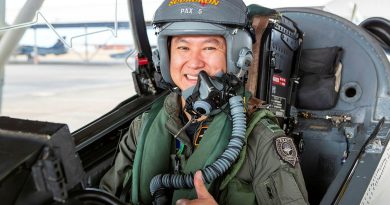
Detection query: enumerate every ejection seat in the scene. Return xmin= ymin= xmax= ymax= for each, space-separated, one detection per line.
xmin=247 ymin=6 xmax=390 ymax=205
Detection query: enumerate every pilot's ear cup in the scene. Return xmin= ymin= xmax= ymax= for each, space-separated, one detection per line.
xmin=152 ymin=49 xmax=161 ymax=71
xmin=236 ymin=48 xmax=253 ymax=75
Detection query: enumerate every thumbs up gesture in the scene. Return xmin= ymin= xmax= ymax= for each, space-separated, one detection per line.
xmin=176 ymin=171 xmax=218 ymax=205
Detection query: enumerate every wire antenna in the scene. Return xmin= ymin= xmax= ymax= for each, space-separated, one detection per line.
xmin=0 ymin=0 xmax=119 ymax=49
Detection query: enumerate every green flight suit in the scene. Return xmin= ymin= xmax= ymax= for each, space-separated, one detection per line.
xmin=100 ymin=92 xmax=309 ymax=204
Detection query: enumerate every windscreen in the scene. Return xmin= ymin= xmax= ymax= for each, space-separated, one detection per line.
xmin=1 ymin=0 xmax=136 ymax=131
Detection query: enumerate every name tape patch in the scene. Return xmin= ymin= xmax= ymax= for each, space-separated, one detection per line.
xmin=169 ymin=0 xmax=220 ymax=6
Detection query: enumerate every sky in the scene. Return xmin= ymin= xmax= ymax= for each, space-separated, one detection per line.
xmin=5 ymin=0 xmax=129 ymax=23
xmin=3 ymin=0 xmax=389 ymax=47
xmin=4 ymin=0 xmax=389 ymax=25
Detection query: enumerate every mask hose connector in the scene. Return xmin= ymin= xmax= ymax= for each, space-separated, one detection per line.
xmin=150 ymin=96 xmax=246 ymax=204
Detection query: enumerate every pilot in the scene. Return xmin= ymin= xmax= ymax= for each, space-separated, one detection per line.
xmin=100 ymin=0 xmax=308 ymax=204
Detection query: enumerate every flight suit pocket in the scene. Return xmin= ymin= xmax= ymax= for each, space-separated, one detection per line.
xmin=257 ymin=178 xmax=280 ymax=205
xmin=257 ymin=168 xmax=306 ymax=205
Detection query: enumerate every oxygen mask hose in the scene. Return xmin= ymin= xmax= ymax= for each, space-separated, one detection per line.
xmin=150 ymin=96 xmax=247 ymax=205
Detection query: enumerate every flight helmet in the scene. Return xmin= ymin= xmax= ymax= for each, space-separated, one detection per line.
xmin=152 ymin=0 xmax=254 ymax=88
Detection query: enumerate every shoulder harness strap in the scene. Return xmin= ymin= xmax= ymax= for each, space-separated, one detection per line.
xmin=130 ymin=95 xmax=167 ymax=204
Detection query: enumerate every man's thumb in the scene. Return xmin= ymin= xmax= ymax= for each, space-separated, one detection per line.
xmin=194 ymin=171 xmax=212 ymax=199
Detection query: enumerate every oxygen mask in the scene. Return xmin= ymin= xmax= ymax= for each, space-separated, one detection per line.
xmin=182 ymin=71 xmax=240 ymax=118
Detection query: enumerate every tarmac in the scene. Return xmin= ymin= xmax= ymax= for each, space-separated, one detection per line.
xmin=1 ymin=62 xmax=136 ymax=132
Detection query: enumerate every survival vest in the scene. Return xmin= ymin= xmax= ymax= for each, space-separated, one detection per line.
xmin=129 ymin=95 xmax=279 ymax=205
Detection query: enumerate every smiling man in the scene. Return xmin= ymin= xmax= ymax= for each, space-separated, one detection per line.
xmin=170 ymin=36 xmax=227 ymax=90
xmin=100 ymin=0 xmax=308 ymax=204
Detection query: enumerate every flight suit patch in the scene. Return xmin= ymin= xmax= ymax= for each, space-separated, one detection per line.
xmin=274 ymin=136 xmax=298 ymax=167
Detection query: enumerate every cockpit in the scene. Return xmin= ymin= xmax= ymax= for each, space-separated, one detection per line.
xmin=0 ymin=0 xmax=390 ymax=204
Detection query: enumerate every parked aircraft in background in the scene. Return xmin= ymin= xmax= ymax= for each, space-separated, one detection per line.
xmin=15 ymin=38 xmax=68 ymax=60
xmin=109 ymin=48 xmax=136 ymax=59
xmin=110 ymin=46 xmax=155 ymax=59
